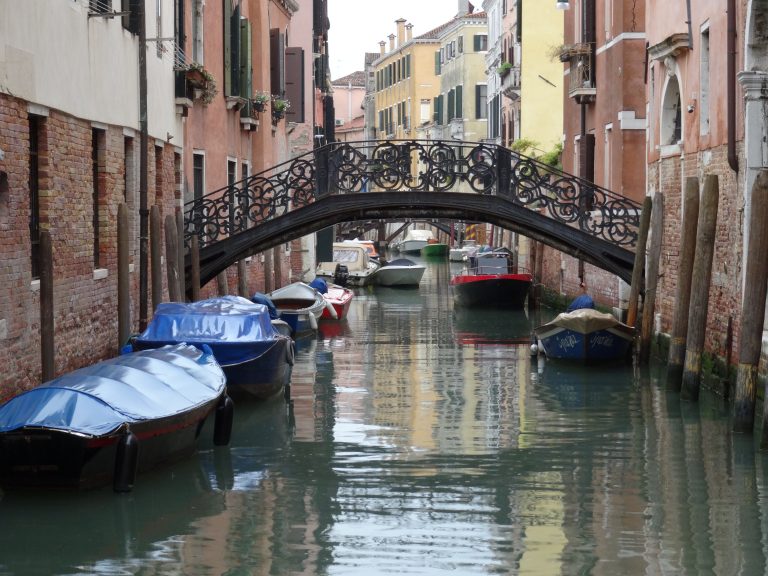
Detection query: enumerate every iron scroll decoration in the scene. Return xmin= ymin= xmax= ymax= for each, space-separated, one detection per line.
xmin=184 ymin=140 xmax=641 ymax=249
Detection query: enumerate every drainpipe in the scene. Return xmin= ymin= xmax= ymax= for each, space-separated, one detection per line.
xmin=727 ymin=0 xmax=738 ymax=173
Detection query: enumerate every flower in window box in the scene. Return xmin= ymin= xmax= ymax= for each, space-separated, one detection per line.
xmin=253 ymin=91 xmax=271 ymax=112
xmin=184 ymin=63 xmax=218 ymax=105
xmin=271 ymin=98 xmax=290 ymax=121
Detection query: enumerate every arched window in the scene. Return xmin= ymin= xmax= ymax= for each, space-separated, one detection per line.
xmin=660 ymin=74 xmax=682 ymax=146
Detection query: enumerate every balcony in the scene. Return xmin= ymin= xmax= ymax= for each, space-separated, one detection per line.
xmin=501 ymin=65 xmax=521 ymax=100
xmin=561 ymin=44 xmax=596 ymax=104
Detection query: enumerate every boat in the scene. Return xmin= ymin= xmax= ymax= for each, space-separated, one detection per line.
xmin=310 ymin=277 xmax=355 ymax=320
xmin=315 ymin=242 xmax=380 ymax=287
xmin=372 ymin=257 xmax=426 ymax=287
xmin=450 ymin=250 xmax=532 ymax=307
xmin=420 ymin=238 xmax=450 ymax=258
xmin=267 ymin=281 xmax=327 ymax=337
xmin=132 ymin=296 xmax=294 ymax=400
xmin=534 ymin=308 xmax=635 ymax=362
xmin=0 ymin=344 xmax=231 ymax=492
xmin=449 ymin=239 xmax=478 ymax=262
xmin=344 ymin=238 xmax=380 ymax=261
xmin=393 ymin=229 xmax=435 ymax=255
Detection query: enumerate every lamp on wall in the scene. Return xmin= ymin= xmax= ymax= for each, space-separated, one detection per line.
xmin=556 ymin=1 xmax=570 ymax=9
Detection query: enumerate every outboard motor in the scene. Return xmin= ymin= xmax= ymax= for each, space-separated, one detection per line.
xmin=333 ymin=264 xmax=349 ymax=287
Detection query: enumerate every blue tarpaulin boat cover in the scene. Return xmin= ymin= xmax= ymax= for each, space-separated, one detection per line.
xmin=134 ymin=296 xmax=281 ymax=365
xmin=0 ymin=344 xmax=225 ymax=437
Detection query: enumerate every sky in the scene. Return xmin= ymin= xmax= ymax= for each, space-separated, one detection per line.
xmin=327 ymin=0 xmax=460 ymax=80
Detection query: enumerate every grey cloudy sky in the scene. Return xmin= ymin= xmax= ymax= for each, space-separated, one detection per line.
xmin=327 ymin=0 xmax=461 ymax=80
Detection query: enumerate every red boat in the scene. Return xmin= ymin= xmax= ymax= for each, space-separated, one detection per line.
xmin=322 ymin=282 xmax=354 ymax=319
xmin=310 ymin=278 xmax=354 ymax=320
xmin=450 ymin=250 xmax=532 ymax=308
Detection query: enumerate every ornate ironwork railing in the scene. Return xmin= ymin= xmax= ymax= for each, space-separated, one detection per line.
xmin=184 ymin=140 xmax=641 ymax=249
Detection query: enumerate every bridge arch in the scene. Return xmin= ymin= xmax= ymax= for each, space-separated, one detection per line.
xmin=185 ymin=140 xmax=642 ymax=293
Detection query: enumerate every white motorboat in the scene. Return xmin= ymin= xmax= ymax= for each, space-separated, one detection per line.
xmin=372 ymin=258 xmax=426 ymax=287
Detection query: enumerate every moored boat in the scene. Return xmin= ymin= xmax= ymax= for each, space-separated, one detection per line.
xmin=372 ymin=258 xmax=426 ymax=287
xmin=393 ymin=229 xmax=435 ymax=255
xmin=132 ymin=296 xmax=294 ymax=400
xmin=315 ymin=242 xmax=380 ymax=287
xmin=450 ymin=250 xmax=532 ymax=307
xmin=449 ymin=239 xmax=478 ymax=262
xmin=0 ymin=344 xmax=230 ymax=492
xmin=420 ymin=239 xmax=449 ymax=258
xmin=534 ymin=308 xmax=635 ymax=362
xmin=267 ymin=282 xmax=327 ymax=337
xmin=310 ymin=277 xmax=355 ymax=320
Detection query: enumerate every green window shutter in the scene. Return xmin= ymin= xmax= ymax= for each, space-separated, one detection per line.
xmin=239 ymin=19 xmax=252 ymax=99
xmin=434 ymin=51 xmax=441 ymax=75
xmin=406 ymin=54 xmax=411 ymax=77
xmin=455 ymin=85 xmax=463 ymax=118
xmin=447 ymin=90 xmax=454 ymax=122
xmin=224 ymin=1 xmax=233 ymax=96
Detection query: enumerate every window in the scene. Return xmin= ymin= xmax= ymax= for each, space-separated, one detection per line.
xmin=420 ymin=99 xmax=431 ymax=124
xmin=475 ymin=84 xmax=487 ymax=119
xmin=434 ymin=51 xmax=441 ymax=75
xmin=122 ymin=0 xmax=140 ymax=34
xmin=661 ymin=75 xmax=682 ymax=145
xmin=29 ymin=115 xmax=41 ymax=280
xmin=447 ymin=89 xmax=455 ymax=122
xmin=474 ymin=34 xmax=488 ymax=52
xmin=458 ymin=36 xmax=464 ymax=53
xmin=270 ymin=27 xmax=286 ymax=96
xmin=455 ymin=85 xmax=463 ymax=118
xmin=700 ymin=26 xmax=710 ymax=135
xmin=193 ymin=152 xmax=205 ymax=202
xmin=192 ymin=0 xmax=204 ymax=63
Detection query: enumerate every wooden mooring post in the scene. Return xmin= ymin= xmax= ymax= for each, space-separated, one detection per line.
xmin=681 ymin=174 xmax=719 ymax=402
xmin=176 ymin=210 xmax=185 ymax=299
xmin=626 ymin=196 xmax=652 ymax=328
xmin=238 ymin=260 xmax=248 ymax=298
xmin=640 ymin=193 xmax=664 ymax=363
xmin=164 ymin=214 xmax=181 ymax=302
xmin=190 ymin=235 xmax=201 ymax=302
xmin=40 ymin=230 xmax=54 ymax=382
xmin=117 ymin=204 xmax=131 ymax=347
xmin=667 ymin=177 xmax=700 ymax=389
xmin=732 ymin=170 xmax=768 ymax=435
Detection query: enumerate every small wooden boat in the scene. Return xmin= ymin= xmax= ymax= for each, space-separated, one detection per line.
xmin=310 ymin=278 xmax=354 ymax=320
xmin=0 ymin=344 xmax=230 ymax=492
xmin=450 ymin=250 xmax=532 ymax=307
xmin=372 ymin=258 xmax=426 ymax=287
xmin=267 ymin=282 xmax=327 ymax=337
xmin=534 ymin=308 xmax=635 ymax=362
xmin=316 ymin=242 xmax=380 ymax=287
xmin=132 ymin=296 xmax=294 ymax=400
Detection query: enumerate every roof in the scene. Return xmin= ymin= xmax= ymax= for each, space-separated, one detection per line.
xmin=332 ymin=70 xmax=367 ymax=86
xmin=416 ymin=11 xmax=487 ymax=40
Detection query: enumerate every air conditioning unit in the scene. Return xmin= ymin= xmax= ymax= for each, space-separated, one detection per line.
xmin=335 ymin=119 xmax=345 ymax=126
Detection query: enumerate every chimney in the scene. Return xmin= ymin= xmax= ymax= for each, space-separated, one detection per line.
xmin=406 ymin=23 xmax=413 ymax=42
xmin=379 ymin=40 xmax=386 ymax=55
xmin=388 ymin=33 xmax=396 ymax=51
xmin=396 ymin=18 xmax=406 ymax=46
xmin=457 ymin=0 xmax=470 ymax=16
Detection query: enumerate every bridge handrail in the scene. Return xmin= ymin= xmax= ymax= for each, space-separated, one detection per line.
xmin=183 ymin=139 xmax=641 ymax=249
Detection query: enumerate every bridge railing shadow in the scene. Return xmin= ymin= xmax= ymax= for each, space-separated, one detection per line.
xmin=184 ymin=140 xmax=641 ymax=250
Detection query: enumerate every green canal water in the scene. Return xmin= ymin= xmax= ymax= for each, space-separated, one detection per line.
xmin=2 ymin=258 xmax=768 ymax=575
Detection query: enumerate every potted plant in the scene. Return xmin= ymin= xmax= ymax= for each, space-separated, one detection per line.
xmin=272 ymin=98 xmax=290 ymax=121
xmin=497 ymin=61 xmax=513 ymax=76
xmin=184 ymin=62 xmax=217 ymax=105
xmin=253 ymin=91 xmax=271 ymax=112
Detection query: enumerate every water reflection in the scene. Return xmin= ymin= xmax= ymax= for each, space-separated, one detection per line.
xmin=3 ymin=258 xmax=768 ymax=574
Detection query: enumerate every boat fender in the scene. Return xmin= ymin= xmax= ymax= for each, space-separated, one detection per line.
xmin=324 ymin=300 xmax=338 ymax=320
xmin=113 ymin=430 xmax=139 ymax=493
xmin=309 ymin=312 xmax=318 ymax=331
xmin=213 ymin=394 xmax=234 ymax=446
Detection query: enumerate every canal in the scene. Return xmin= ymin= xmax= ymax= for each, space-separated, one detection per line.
xmin=2 ymin=257 xmax=768 ymax=575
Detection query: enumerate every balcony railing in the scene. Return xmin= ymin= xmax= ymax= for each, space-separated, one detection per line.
xmin=568 ymin=44 xmax=597 ymax=103
xmin=501 ymin=65 xmax=521 ymax=100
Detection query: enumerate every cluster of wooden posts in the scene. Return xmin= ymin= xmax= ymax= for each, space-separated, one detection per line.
xmin=628 ymin=170 xmax=768 ymax=447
